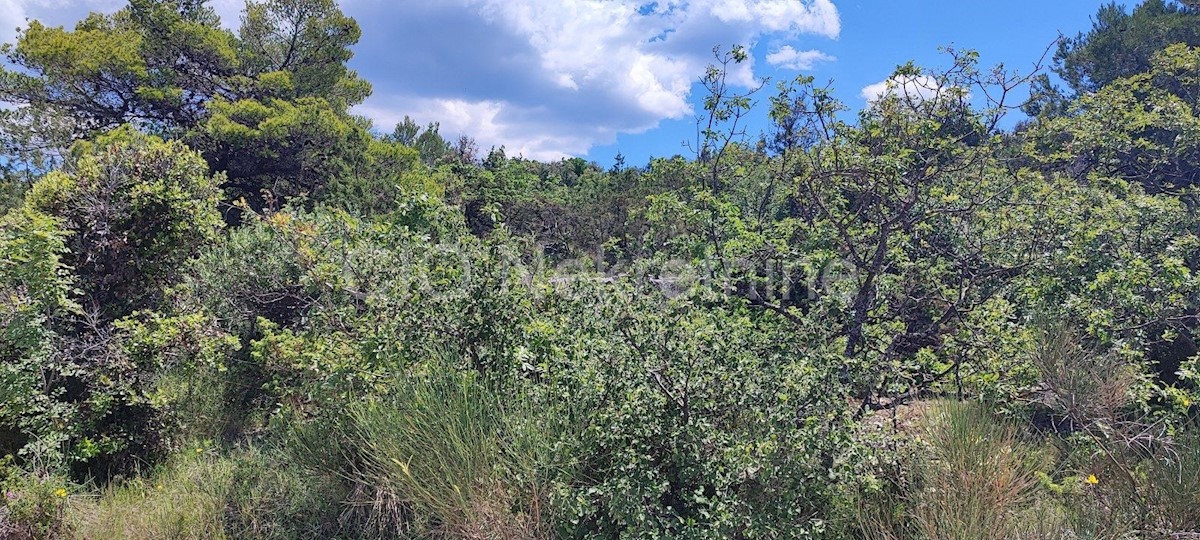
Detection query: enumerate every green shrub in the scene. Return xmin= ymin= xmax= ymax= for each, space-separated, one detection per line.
xmin=2 ymin=127 xmax=225 ymax=475
xmin=116 ymin=310 xmax=243 ymax=446
xmin=0 ymin=207 xmax=76 ymax=461
xmin=0 ymin=457 xmax=73 ymax=540
xmin=530 ymin=281 xmax=855 ymax=539
xmin=27 ymin=126 xmax=223 ymax=319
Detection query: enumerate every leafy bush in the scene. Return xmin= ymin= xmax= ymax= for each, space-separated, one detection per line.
xmin=25 ymin=126 xmax=223 ymax=320
xmin=115 ymin=310 xmax=242 ymax=446
xmin=1 ymin=128 xmax=225 ymax=474
xmin=0 ymin=457 xmax=73 ymax=540
xmin=531 ymin=281 xmax=856 ymax=538
xmin=0 ymin=207 xmax=75 ymax=460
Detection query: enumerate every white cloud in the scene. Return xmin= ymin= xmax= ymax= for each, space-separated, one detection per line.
xmin=766 ymin=45 xmax=834 ymax=70
xmin=356 ymin=0 xmax=842 ymax=159
xmin=710 ymin=0 xmax=839 ymax=36
xmin=358 ymin=96 xmax=636 ymax=162
xmin=861 ymin=74 xmax=947 ymax=103
xmin=0 ymin=0 xmax=24 ymax=45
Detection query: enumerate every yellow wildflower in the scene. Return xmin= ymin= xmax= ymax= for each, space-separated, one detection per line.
xmin=195 ymin=447 xmax=204 ymax=454
xmin=53 ymin=488 xmax=67 ymax=498
xmin=1085 ymin=474 xmax=1099 ymax=485
xmin=268 ymin=212 xmax=292 ymax=227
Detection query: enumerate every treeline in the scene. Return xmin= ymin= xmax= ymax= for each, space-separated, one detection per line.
xmin=0 ymin=0 xmax=1199 ymax=538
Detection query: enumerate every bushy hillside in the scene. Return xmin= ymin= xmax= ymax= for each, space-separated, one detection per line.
xmin=0 ymin=1 xmax=1198 ymax=538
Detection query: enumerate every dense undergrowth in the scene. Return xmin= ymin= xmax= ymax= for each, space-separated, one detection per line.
xmin=2 ymin=0 xmax=1200 ymax=538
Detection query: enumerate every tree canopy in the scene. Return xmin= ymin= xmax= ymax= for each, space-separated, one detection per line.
xmin=1055 ymin=0 xmax=1200 ymax=94
xmin=0 ymin=0 xmax=372 ymax=215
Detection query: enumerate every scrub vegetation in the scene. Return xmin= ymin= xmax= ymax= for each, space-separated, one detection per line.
xmin=0 ymin=0 xmax=1198 ymax=538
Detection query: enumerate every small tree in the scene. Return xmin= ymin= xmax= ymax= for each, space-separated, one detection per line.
xmin=26 ymin=126 xmax=223 ymax=320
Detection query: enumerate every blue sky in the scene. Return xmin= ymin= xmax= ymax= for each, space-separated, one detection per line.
xmin=1 ymin=1 xmax=1134 ymax=166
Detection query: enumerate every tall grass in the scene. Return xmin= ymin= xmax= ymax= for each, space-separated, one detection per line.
xmin=291 ymin=372 xmax=560 ymax=539
xmin=1145 ymin=431 xmax=1200 ymax=534
xmin=1066 ymin=429 xmax=1200 ymax=539
xmin=72 ymin=452 xmax=232 ymax=539
xmin=71 ymin=445 xmax=345 ymax=540
xmin=857 ymin=400 xmax=1063 ymax=540
xmin=1030 ymin=325 xmax=1139 ymax=432
xmin=913 ymin=401 xmax=1046 ymax=538
xmin=1027 ymin=326 xmax=1200 ymax=538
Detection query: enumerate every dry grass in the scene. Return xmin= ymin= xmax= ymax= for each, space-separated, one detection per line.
xmin=1030 ymin=326 xmax=1139 ymax=431
xmin=857 ymin=400 xmax=1065 ymax=540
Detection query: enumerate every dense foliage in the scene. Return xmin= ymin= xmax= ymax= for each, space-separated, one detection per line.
xmin=0 ymin=1 xmax=1198 ymax=539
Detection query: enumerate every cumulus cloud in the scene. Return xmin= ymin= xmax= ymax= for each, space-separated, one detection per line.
xmin=358 ymin=97 xmax=604 ymax=162
xmin=709 ymin=0 xmax=839 ymax=36
xmin=861 ymin=74 xmax=949 ymax=103
xmin=355 ymin=0 xmax=842 ymax=159
xmin=766 ymin=45 xmax=834 ymax=70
